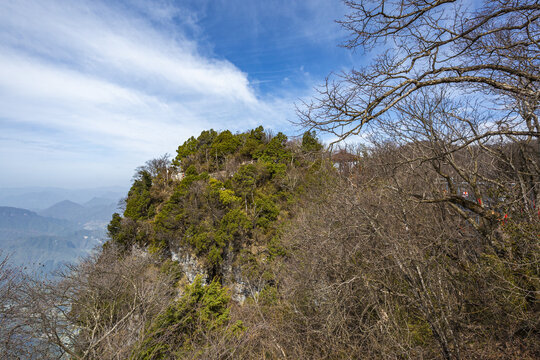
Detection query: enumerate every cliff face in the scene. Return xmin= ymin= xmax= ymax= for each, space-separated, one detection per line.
xmin=171 ymin=245 xmax=251 ymax=302
xmin=106 ymin=127 xmax=323 ymax=301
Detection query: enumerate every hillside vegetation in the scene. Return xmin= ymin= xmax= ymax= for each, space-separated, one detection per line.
xmin=3 ymin=126 xmax=534 ymax=359
xmin=107 ymin=127 xmax=323 ymax=289
xmin=1 ymin=0 xmax=538 ymax=358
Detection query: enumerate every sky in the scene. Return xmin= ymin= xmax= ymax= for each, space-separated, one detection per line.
xmin=0 ymin=0 xmax=354 ymax=189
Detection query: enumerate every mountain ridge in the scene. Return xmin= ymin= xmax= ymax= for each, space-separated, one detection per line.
xmin=0 ymin=186 xmax=127 ymax=210
xmin=0 ymin=205 xmax=107 ymax=273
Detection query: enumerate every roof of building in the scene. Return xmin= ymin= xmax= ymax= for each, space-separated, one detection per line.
xmin=331 ymin=149 xmax=358 ymax=162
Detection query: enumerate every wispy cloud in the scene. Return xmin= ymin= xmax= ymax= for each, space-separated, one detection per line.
xmin=0 ymin=0 xmax=256 ymax=101
xmin=0 ymin=0 xmax=310 ymax=188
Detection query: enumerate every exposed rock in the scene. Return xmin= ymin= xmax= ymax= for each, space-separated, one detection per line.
xmin=170 ymin=245 xmax=256 ymax=303
xmin=171 ymin=247 xmax=207 ymax=284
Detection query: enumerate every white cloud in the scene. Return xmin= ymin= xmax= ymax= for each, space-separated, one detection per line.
xmin=0 ymin=0 xmax=255 ymax=103
xmin=0 ymin=0 xmax=303 ymax=188
xmin=0 ymin=51 xmax=140 ymax=104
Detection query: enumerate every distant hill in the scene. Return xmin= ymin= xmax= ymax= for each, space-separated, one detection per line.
xmin=84 ymin=197 xmax=119 ymax=208
xmin=0 ymin=206 xmax=104 ymax=274
xmin=84 ymin=199 xmax=120 ymax=222
xmin=38 ymin=198 xmax=119 ymax=225
xmin=38 ymin=200 xmax=86 ymax=222
xmin=2 ymin=233 xmax=102 ymax=274
xmin=0 ymin=190 xmax=120 ymax=274
xmin=0 ymin=186 xmax=126 ymax=211
xmin=0 ymin=206 xmax=74 ymax=235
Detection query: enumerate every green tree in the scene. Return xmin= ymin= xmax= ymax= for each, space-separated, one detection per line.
xmin=172 ymin=136 xmax=198 ymax=167
xmin=132 ymin=276 xmax=230 ymax=360
xmin=124 ymin=170 xmax=155 ymax=220
xmin=210 ymin=130 xmax=241 ymax=159
xmin=301 ymin=130 xmax=323 ymax=152
xmin=261 ymin=132 xmax=290 ymax=163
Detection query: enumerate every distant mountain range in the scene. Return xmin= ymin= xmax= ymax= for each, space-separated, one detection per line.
xmin=0 ymin=190 xmax=124 ymax=274
xmin=0 ymin=186 xmax=127 ymax=211
xmin=0 ymin=206 xmax=74 ymax=235
xmin=38 ymin=198 xmax=119 ymax=225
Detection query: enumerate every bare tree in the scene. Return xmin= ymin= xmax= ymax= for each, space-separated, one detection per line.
xmin=25 ymin=246 xmax=175 ymax=359
xmin=0 ymin=253 xmax=40 ymax=358
xmin=299 ymin=0 xmax=540 ymax=242
xmin=272 ymin=156 xmax=539 ymax=359
xmin=299 ymin=0 xmax=539 ymax=141
xmin=134 ymin=154 xmax=171 ymax=180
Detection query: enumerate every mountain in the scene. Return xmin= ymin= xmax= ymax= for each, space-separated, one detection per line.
xmin=3 ymin=233 xmax=101 ymax=274
xmin=38 ymin=200 xmax=86 ymax=222
xmin=0 ymin=186 xmax=127 ymax=211
xmin=84 ymin=200 xmax=120 ymax=222
xmin=84 ymin=197 xmax=119 ymax=208
xmin=5 ymin=127 xmax=538 ymax=358
xmin=0 ymin=206 xmax=74 ymax=235
xmin=0 ymin=192 xmax=119 ymax=274
xmin=0 ymin=206 xmax=103 ymax=273
xmin=38 ymin=198 xmax=119 ymax=225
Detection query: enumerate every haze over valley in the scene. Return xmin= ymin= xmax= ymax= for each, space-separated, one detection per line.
xmin=0 ymin=186 xmax=125 ymax=272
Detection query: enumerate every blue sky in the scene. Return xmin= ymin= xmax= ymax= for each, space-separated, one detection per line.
xmin=0 ymin=0 xmax=353 ymax=189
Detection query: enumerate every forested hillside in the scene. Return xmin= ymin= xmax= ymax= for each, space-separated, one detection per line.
xmin=0 ymin=0 xmax=538 ymax=358
xmin=107 ymin=127 xmax=324 ymax=300
xmin=1 ymin=125 xmax=536 ymax=359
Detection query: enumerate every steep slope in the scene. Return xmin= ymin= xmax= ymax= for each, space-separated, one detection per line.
xmin=106 ymin=127 xmax=324 ymax=301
